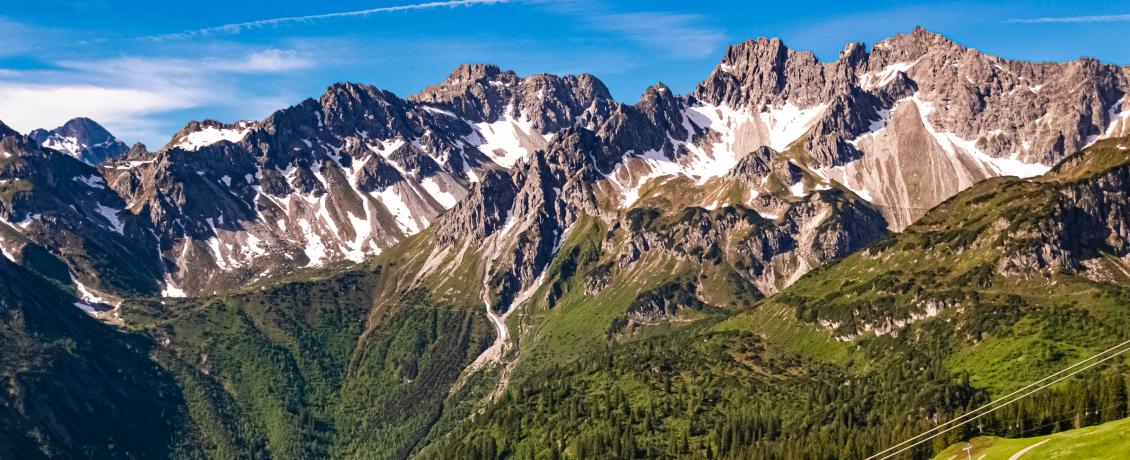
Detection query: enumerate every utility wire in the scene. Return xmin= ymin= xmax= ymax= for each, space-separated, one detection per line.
xmin=866 ymin=337 xmax=1130 ymax=459
xmin=870 ymin=338 xmax=1130 ymax=460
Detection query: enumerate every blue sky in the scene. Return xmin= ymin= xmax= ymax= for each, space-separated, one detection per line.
xmin=1 ymin=0 xmax=1128 ymax=147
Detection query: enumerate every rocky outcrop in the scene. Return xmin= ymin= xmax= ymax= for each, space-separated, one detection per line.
xmin=998 ymin=155 xmax=1130 ymax=278
xmin=447 ymin=128 xmax=609 ymax=310
xmin=612 ymin=190 xmax=888 ymax=295
xmin=435 ymin=169 xmax=517 ymax=246
xmin=607 ymin=281 xmax=711 ymax=339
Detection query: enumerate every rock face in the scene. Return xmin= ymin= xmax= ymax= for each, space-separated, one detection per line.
xmin=691 ymin=27 xmax=1129 ymax=228
xmin=997 ymin=147 xmax=1130 ymax=279
xmin=2 ymin=28 xmax=1129 ymax=306
xmin=611 ymin=191 xmax=888 ymax=296
xmin=29 ymin=117 xmax=129 ymax=165
xmin=0 ymin=134 xmax=160 ymax=300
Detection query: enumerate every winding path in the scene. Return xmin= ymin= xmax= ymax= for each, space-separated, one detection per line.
xmin=1007 ymin=439 xmax=1051 ymax=460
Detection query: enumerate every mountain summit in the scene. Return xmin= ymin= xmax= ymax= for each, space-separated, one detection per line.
xmin=28 ymin=117 xmax=129 ymax=165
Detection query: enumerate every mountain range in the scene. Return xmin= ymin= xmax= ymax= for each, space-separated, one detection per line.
xmin=1 ymin=27 xmax=1130 ymax=459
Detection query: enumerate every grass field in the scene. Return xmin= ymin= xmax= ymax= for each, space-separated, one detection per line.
xmin=933 ymin=416 xmax=1130 ymax=460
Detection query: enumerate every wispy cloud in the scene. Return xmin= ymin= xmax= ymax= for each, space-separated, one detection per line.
xmin=1007 ymin=13 xmax=1130 ymax=24
xmin=147 ymin=0 xmax=508 ymax=40
xmin=537 ymin=1 xmax=726 ymax=59
xmin=58 ymin=49 xmax=315 ymax=75
xmin=583 ymin=11 xmax=726 ymax=59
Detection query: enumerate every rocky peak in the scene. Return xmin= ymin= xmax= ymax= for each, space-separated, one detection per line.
xmin=0 ymin=119 xmax=16 ymax=138
xmin=122 ymin=142 xmax=150 ymax=160
xmin=318 ymin=82 xmax=418 ymax=140
xmin=409 ymin=64 xmax=522 ymax=124
xmin=29 ymin=117 xmax=128 ymax=165
xmin=410 ymin=64 xmax=614 ymax=133
xmin=635 ymin=82 xmax=687 ymax=139
xmin=868 ymin=26 xmax=960 ymax=64
xmin=694 ymin=36 xmax=836 ymax=109
xmin=839 ymin=42 xmax=868 ymax=69
xmin=517 ymin=73 xmax=614 ymax=133
xmin=446 ymin=63 xmax=512 ymax=86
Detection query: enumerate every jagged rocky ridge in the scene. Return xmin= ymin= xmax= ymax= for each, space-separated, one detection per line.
xmin=1 ymin=28 xmax=1129 ymax=312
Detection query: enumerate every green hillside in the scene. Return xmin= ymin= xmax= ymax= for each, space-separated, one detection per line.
xmin=62 ymin=227 xmax=492 ymax=459
xmin=0 ymin=253 xmax=189 ymax=459
xmin=932 ymin=415 xmax=1130 ymax=460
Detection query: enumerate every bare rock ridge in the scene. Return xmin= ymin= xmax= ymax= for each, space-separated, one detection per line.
xmin=409 ymin=63 xmax=616 ymax=134
xmin=1 ymin=27 xmax=1129 ymax=310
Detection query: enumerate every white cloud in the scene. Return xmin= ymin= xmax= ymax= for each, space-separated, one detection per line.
xmin=1007 ymin=14 xmax=1130 ymax=24
xmin=239 ymin=49 xmax=316 ymax=72
xmin=148 ymin=0 xmax=508 ymax=40
xmin=0 ymin=84 xmax=196 ymax=142
xmin=0 ymin=49 xmax=316 ymax=146
xmin=0 ymin=18 xmax=44 ymax=57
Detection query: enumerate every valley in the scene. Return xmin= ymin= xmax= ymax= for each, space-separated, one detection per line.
xmin=1 ymin=26 xmax=1129 ymax=459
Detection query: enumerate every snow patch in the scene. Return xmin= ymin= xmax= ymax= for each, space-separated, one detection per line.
xmin=421 ymin=177 xmax=458 ymax=208
xmin=296 ymin=218 xmax=327 ymax=266
xmin=162 ymin=280 xmax=186 ymax=298
xmin=912 ymin=97 xmax=1049 ymax=179
xmin=858 ymin=59 xmax=919 ymax=90
xmin=72 ymin=175 xmax=106 ymax=189
xmin=73 ymin=277 xmax=120 ymax=308
xmin=1105 ymin=99 xmax=1130 ymax=137
xmin=94 ymin=204 xmax=125 ymax=234
xmin=789 ymin=181 xmax=806 ymax=197
xmin=175 ymin=125 xmax=250 ymax=151
xmin=420 ymin=105 xmax=457 ymax=117
xmin=375 ymin=186 xmax=420 ymax=235
xmin=41 ymin=135 xmax=84 ymax=159
xmin=759 ymin=102 xmax=829 ymax=152
xmin=467 ymin=105 xmax=542 ymax=168
xmin=73 ymin=301 xmax=98 ymax=314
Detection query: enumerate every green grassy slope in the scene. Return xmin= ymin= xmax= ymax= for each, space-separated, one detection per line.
xmin=933 ymin=415 xmax=1130 ymax=460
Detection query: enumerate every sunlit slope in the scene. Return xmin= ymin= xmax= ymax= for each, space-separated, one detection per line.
xmin=932 ymin=416 xmax=1130 ymax=460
